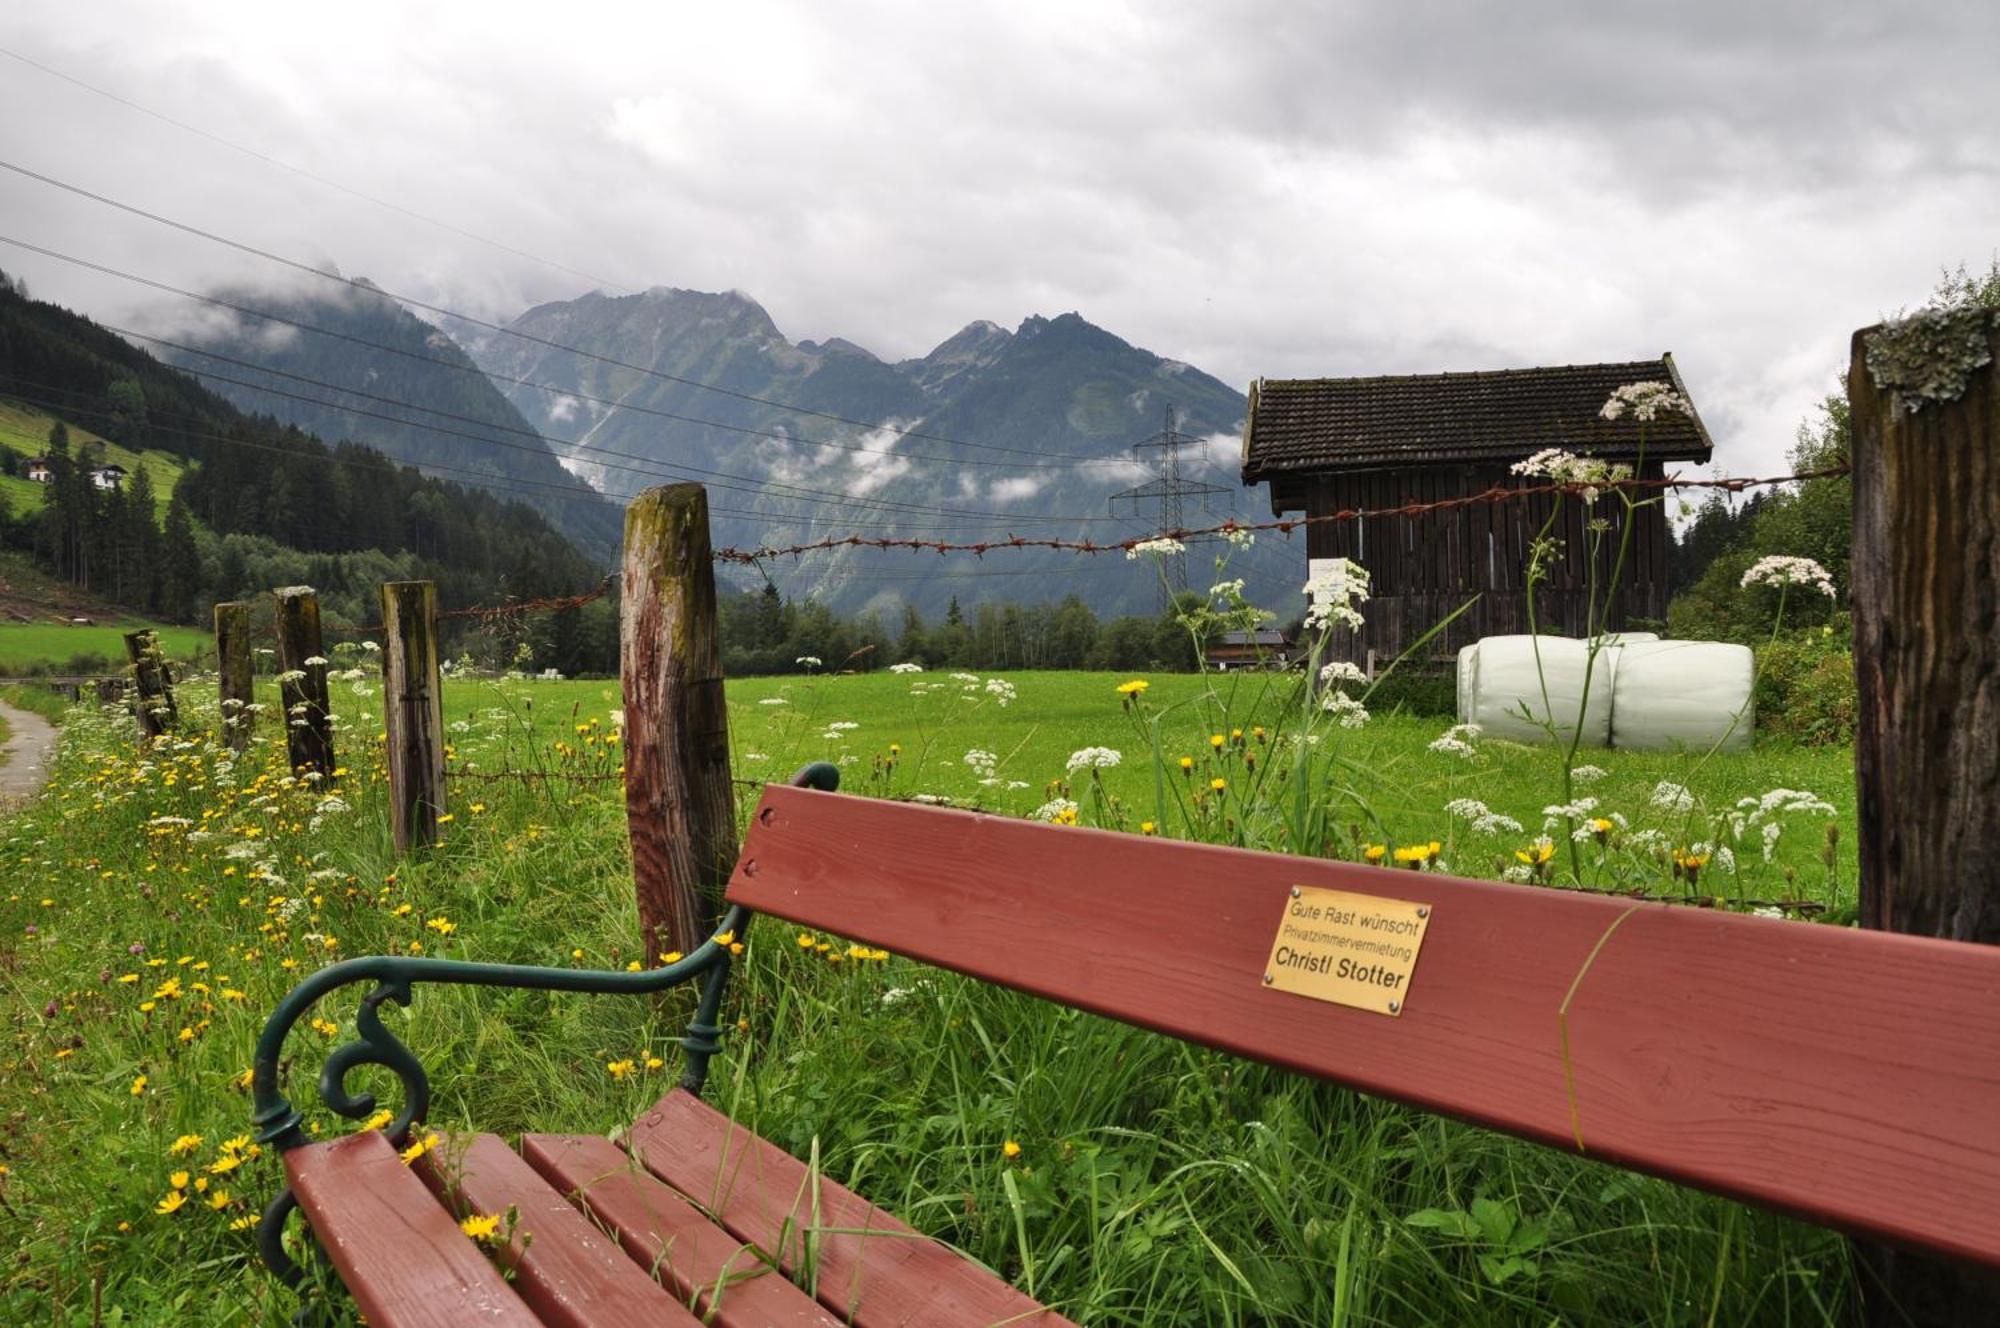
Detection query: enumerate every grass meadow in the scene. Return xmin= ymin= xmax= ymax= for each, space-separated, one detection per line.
xmin=0 ymin=662 xmax=1860 ymax=1325
xmin=0 ymin=623 xmax=208 ymax=676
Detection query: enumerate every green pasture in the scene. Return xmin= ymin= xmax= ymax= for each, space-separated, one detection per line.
xmin=0 ymin=621 xmax=208 ymax=674
xmin=0 ymin=398 xmax=186 ymax=521
xmin=0 ymin=667 xmax=1861 ymax=1324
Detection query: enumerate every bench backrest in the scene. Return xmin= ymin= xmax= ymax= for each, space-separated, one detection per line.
xmin=728 ymin=785 xmax=2000 ymax=1269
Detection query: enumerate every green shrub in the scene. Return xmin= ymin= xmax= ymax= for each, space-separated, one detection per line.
xmin=1755 ymin=629 xmax=1856 ymax=745
xmin=1367 ymin=668 xmax=1457 ymax=717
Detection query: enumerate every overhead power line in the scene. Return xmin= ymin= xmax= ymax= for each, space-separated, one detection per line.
xmin=0 ymin=45 xmax=639 ymax=297
xmin=0 ymin=236 xmax=1141 ymax=474
xmin=0 ymin=158 xmax=1168 ymax=466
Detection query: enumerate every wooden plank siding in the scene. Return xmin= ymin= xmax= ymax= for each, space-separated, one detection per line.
xmin=1298 ymin=463 xmax=1673 ymax=665
xmin=729 ymin=786 xmax=2000 ymax=1269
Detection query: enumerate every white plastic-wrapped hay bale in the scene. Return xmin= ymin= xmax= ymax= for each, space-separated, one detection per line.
xmin=1455 ymin=643 xmax=1479 ymax=723
xmin=1609 ymin=640 xmax=1756 ymax=752
xmin=1465 ymin=636 xmax=1615 ymax=746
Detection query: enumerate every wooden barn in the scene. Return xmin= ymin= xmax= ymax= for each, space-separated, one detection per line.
xmin=1240 ymin=356 xmax=1714 ymax=667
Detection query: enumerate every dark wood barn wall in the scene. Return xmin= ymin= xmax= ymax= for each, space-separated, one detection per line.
xmin=1298 ymin=463 xmax=1671 ymax=666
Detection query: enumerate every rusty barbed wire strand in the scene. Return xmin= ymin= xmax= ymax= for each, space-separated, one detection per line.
xmin=711 ymin=465 xmax=1850 ymax=565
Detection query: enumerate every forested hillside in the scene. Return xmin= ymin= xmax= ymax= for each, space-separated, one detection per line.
xmin=0 ymin=270 xmax=606 ymax=627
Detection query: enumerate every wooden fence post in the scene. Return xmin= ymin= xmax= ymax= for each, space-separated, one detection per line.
xmin=621 ymin=483 xmax=738 ymax=960
xmin=122 ymin=629 xmax=177 ymax=737
xmin=214 ymin=601 xmax=254 ymax=751
xmin=272 ymin=586 xmax=336 ymax=778
xmin=381 ymin=581 xmax=445 ymax=851
xmin=1848 ymin=306 xmax=2000 ymax=1322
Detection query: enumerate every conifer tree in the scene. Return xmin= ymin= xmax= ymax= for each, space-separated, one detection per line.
xmin=158 ymin=494 xmax=201 ymax=623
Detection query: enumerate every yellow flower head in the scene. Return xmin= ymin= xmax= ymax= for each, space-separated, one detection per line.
xmin=1139 ymin=821 xmax=1157 ymax=836
xmin=207 ymin=1189 xmax=232 ymax=1211
xmin=209 ymin=1153 xmax=244 ymax=1175
xmin=606 ymin=1059 xmax=636 ymax=1080
xmin=169 ymin=1134 xmax=204 ymax=1157
xmin=712 ymin=930 xmax=735 ymax=947
xmin=130 ymin=1074 xmax=148 ymax=1097
xmin=1210 ymin=778 xmax=1226 ymax=793
xmin=1391 ymin=843 xmax=1435 ymax=867
xmin=1178 ymin=756 xmax=1194 ymax=772
xmin=459 ymin=1212 xmax=503 ymax=1243
xmin=1115 ymin=679 xmax=1149 ymax=696
xmin=169 ymin=1170 xmax=190 ymax=1190
xmin=1515 ymin=840 xmax=1557 ymax=867
xmin=797 ymin=932 xmax=816 ymax=948
xmin=1002 ymin=1139 xmax=1022 ymax=1159
xmin=155 ymin=1190 xmax=187 ymax=1215
xmin=1209 ymin=733 xmax=1225 ymax=749
xmin=399 ymin=1133 xmax=441 ymax=1165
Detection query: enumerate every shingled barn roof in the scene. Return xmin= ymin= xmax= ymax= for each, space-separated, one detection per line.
xmin=1240 ymin=354 xmax=1714 ymax=481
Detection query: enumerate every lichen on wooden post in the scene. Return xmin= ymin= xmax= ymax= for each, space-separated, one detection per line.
xmin=214 ymin=601 xmax=255 ymax=751
xmin=272 ymin=586 xmax=336 ymax=778
xmin=122 ymin=629 xmax=177 ymax=738
xmin=1848 ymin=306 xmax=2000 ymax=1322
xmin=381 ymin=581 xmax=445 ymax=852
xmin=621 ymin=484 xmax=738 ymax=960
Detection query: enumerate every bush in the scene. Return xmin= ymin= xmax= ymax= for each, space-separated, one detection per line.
xmin=1755 ymin=629 xmax=1856 ymax=745
xmin=1366 ymin=668 xmax=1457 ymax=717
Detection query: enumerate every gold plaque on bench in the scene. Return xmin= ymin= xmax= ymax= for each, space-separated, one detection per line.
xmin=1263 ymin=886 xmax=1431 ymax=1016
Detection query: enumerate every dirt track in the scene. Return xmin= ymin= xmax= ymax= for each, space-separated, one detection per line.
xmin=0 ymin=699 xmax=57 ymax=806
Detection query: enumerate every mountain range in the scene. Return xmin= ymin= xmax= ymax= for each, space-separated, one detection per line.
xmin=173 ymin=283 xmax=1285 ymax=618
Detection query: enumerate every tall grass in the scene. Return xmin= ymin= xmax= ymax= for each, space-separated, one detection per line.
xmin=0 ymin=665 xmax=1856 ymax=1324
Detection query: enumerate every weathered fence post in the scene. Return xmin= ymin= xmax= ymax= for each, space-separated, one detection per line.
xmin=214 ymin=601 xmax=254 ymax=751
xmin=621 ymin=483 xmax=738 ymax=960
xmin=1848 ymin=305 xmax=2000 ymax=1322
xmin=272 ymin=586 xmax=336 ymax=778
xmin=381 ymin=581 xmax=445 ymax=851
xmin=122 ymin=629 xmax=177 ymax=737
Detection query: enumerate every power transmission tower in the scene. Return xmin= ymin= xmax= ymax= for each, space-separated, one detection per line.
xmin=1110 ymin=406 xmax=1233 ymax=609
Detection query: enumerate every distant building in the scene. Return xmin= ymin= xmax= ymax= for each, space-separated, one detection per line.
xmin=89 ymin=463 xmax=127 ymax=491
xmin=1240 ymin=356 xmax=1714 ymax=666
xmin=1205 ymin=628 xmax=1294 ymax=671
xmin=24 ymin=456 xmax=52 ymax=483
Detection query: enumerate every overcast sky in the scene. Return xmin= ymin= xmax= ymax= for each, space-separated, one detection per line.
xmin=2 ymin=0 xmax=1995 ymax=480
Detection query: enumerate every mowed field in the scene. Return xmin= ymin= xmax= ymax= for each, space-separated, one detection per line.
xmin=0 ymin=622 xmax=208 ymax=674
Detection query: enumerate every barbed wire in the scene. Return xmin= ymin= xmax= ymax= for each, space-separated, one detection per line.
xmin=712 ymin=465 xmax=1850 ymax=565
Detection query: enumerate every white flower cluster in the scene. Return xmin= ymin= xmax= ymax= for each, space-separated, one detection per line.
xmin=1065 ymin=746 xmax=1123 ymax=773
xmin=758 ymin=697 xmax=788 ymax=706
xmin=1510 ymin=449 xmax=1634 ymax=504
xmin=964 ymin=749 xmax=998 ymax=778
xmin=1651 ymin=781 xmax=1695 ymax=814
xmin=1209 ymin=579 xmax=1246 ymax=599
xmin=1125 ymin=536 xmax=1188 ymax=561
xmin=1739 ymin=555 xmax=1837 ymax=599
xmin=302 ymin=655 xmax=329 ymax=668
xmin=819 ymin=721 xmax=860 ymax=742
xmin=1427 ymin=722 xmax=1481 ymax=760
xmin=1444 ymin=797 xmax=1523 ymax=835
xmin=1600 ymin=381 xmax=1689 ymax=422
xmin=1570 ymin=764 xmax=1608 ymax=785
xmin=889 ymin=662 xmax=924 ymax=674
xmin=795 ymin=655 xmax=823 ymax=668
xmin=984 ymin=678 xmax=1017 ymax=706
xmin=1542 ymin=796 xmax=1599 ymax=824
xmin=1032 ymin=798 xmax=1079 ymax=823
xmin=1222 ymin=528 xmax=1256 ymax=549
xmin=950 ymin=671 xmax=981 ymax=683
xmin=1320 ymin=689 xmax=1370 ymax=728
xmin=1319 ymin=660 xmax=1366 ymax=687
xmin=1303 ymin=558 xmax=1370 ymax=632
xmin=1570 ymin=812 xmax=1629 ymax=842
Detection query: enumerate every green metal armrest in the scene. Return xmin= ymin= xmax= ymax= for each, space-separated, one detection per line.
xmin=248 ymin=761 xmax=839 ymax=1292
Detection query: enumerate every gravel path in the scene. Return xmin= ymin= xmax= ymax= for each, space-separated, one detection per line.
xmin=0 ymin=698 xmax=58 ymax=806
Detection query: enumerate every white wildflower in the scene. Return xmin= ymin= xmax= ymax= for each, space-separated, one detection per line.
xmin=1736 ymin=787 xmax=1837 ymax=824
xmin=910 ymin=794 xmax=953 ymax=805
xmin=361 ymin=640 xmax=380 ymax=653
xmin=1740 ymin=556 xmax=1837 ymax=599
xmin=742 ymin=752 xmax=769 ymax=762
xmin=1320 ymin=689 xmax=1370 ymax=728
xmin=1510 ymin=449 xmax=1634 ymax=504
xmin=1761 ymin=821 xmax=1784 ymax=862
xmin=276 ymin=669 xmax=306 ymax=685
xmin=302 ymin=655 xmax=328 ymax=667
xmin=1031 ymin=798 xmax=1079 ymax=823
xmin=950 ymin=671 xmax=981 ymax=683
xmin=1751 ymin=906 xmax=1786 ymax=920
xmin=1126 ymin=536 xmax=1187 ymax=560
xmin=1428 ymin=722 xmax=1481 ymax=760
xmin=1320 ymin=660 xmax=1367 ymax=686
xmin=1542 ymin=797 xmax=1599 ymax=821
xmin=1570 ymin=764 xmax=1608 ymax=784
xmin=889 ymin=662 xmax=924 ymax=674
xmin=758 ymin=697 xmax=788 ymax=706
xmin=963 ymin=749 xmax=998 ymax=777
xmin=1065 ymin=747 xmax=1122 ymax=773
xmin=1208 ymin=578 xmax=1246 ymax=599
xmin=1599 ymin=380 xmax=1689 ymax=422
xmin=1222 ymin=528 xmax=1255 ymax=548
xmin=984 ymin=678 xmax=1017 ymax=706
xmin=1302 ymin=559 xmax=1370 ymax=632
xmin=1651 ymin=781 xmax=1695 ymax=814
xmin=1445 ymin=798 xmax=1523 ymax=835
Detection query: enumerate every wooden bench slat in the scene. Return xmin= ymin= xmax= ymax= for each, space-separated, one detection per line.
xmin=730 ymin=785 xmax=2000 ymax=1267
xmin=627 ymin=1089 xmax=1077 ymax=1327
xmin=285 ymin=1131 xmax=543 ymax=1328
xmin=418 ymin=1134 xmax=704 ymax=1328
xmin=522 ymin=1133 xmax=843 ymax=1328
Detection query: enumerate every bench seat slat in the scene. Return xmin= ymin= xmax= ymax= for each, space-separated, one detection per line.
xmin=729 ymin=785 xmax=2000 ymax=1268
xmin=522 ymin=1133 xmax=843 ymax=1327
xmin=284 ymin=1131 xmax=543 ymax=1328
xmin=418 ymin=1134 xmax=703 ymax=1328
xmin=628 ymin=1089 xmax=1076 ymax=1327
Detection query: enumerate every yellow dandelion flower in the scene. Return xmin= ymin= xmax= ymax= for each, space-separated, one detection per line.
xmin=644 ymin=1055 xmax=665 ymax=1070
xmin=155 ymin=1191 xmax=188 ymax=1215
xmin=169 ymin=1170 xmax=190 ymax=1190
xmin=660 ymin=951 xmax=682 ymax=964
xmin=460 ymin=1212 xmax=502 ymax=1242
xmin=1210 ymin=778 xmax=1227 ymax=793
xmin=1115 ymin=679 xmax=1149 ymax=695
xmin=169 ymin=1134 xmax=204 ymax=1157
xmin=1178 ymin=756 xmax=1194 ymax=772
xmin=400 ymin=1133 xmax=440 ymax=1165
xmin=712 ymin=930 xmax=735 ymax=947
xmin=797 ymin=932 xmax=815 ymax=948
xmin=209 ymin=1153 xmax=243 ymax=1175
xmin=1209 ymin=733 xmax=1225 ymax=749
xmin=1002 ymin=1139 xmax=1022 ymax=1159
xmin=1363 ymin=844 xmax=1387 ymax=864
xmin=208 ymin=1189 xmax=232 ymax=1211
xmin=130 ymin=1074 xmax=148 ymax=1096
xmin=228 ymin=1214 xmax=260 ymax=1231
xmin=1139 ymin=821 xmax=1157 ymax=835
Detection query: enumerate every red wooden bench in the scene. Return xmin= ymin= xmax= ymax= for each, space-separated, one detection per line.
xmin=251 ymin=775 xmax=2000 ymax=1324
